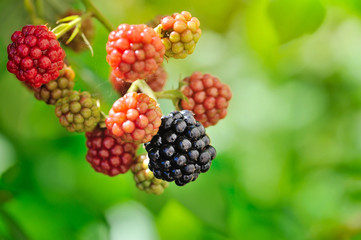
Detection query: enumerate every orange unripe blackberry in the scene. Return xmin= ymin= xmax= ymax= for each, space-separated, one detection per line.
xmin=106 ymin=92 xmax=162 ymax=144
xmin=106 ymin=24 xmax=165 ymax=82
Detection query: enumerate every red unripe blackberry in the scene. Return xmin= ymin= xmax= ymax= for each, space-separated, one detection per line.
xmin=86 ymin=127 xmax=138 ymax=176
xmin=159 ymin=11 xmax=201 ymax=59
xmin=59 ymin=10 xmax=94 ymax=52
xmin=106 ymin=24 xmax=165 ymax=82
xmin=34 ymin=65 xmax=75 ymax=104
xmin=106 ymin=92 xmax=162 ymax=144
xmin=131 ymin=154 xmax=169 ymax=194
xmin=179 ymin=72 xmax=232 ymax=127
xmin=109 ymin=70 xmax=132 ymax=96
xmin=109 ymin=66 xmax=167 ymax=96
xmin=7 ymin=25 xmax=65 ymax=88
xmin=145 ymin=65 xmax=167 ymax=92
xmin=145 ymin=110 xmax=216 ymax=186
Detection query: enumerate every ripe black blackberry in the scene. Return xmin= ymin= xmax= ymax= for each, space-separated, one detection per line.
xmin=145 ymin=110 xmax=216 ymax=186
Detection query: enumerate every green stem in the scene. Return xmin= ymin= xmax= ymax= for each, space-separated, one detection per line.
xmin=24 ymin=0 xmax=42 ymax=25
xmin=127 ymin=80 xmax=157 ymax=101
xmin=155 ymin=89 xmax=186 ymax=101
xmin=81 ymin=0 xmax=115 ymax=32
xmin=35 ymin=0 xmax=44 ymax=19
xmin=155 ymin=89 xmax=187 ymax=110
xmin=52 ymin=12 xmax=93 ymax=39
xmin=0 ymin=208 xmax=29 ymax=240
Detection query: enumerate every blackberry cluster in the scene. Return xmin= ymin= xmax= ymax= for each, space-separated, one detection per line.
xmin=145 ymin=110 xmax=216 ymax=186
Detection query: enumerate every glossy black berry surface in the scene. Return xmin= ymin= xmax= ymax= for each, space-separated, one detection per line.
xmin=145 ymin=110 xmax=216 ymax=186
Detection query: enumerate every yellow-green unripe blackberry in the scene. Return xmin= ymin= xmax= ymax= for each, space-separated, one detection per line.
xmin=55 ymin=91 xmax=100 ymax=132
xmin=157 ymin=11 xmax=201 ymax=59
xmin=131 ymin=154 xmax=168 ymax=195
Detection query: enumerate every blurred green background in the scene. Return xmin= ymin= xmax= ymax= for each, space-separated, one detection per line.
xmin=1 ymin=0 xmax=361 ymax=239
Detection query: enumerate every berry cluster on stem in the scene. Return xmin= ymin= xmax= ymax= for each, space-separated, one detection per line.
xmin=7 ymin=0 xmax=232 ymax=194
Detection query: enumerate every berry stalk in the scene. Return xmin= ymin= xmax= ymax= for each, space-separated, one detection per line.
xmin=154 ymin=89 xmax=186 ymax=101
xmin=155 ymin=89 xmax=187 ymax=110
xmin=35 ymin=0 xmax=44 ymax=20
xmin=81 ymin=0 xmax=115 ymax=32
xmin=127 ymin=80 xmax=157 ymax=101
xmin=24 ymin=0 xmax=43 ymax=25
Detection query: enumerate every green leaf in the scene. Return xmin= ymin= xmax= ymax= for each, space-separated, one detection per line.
xmin=268 ymin=0 xmax=326 ymax=43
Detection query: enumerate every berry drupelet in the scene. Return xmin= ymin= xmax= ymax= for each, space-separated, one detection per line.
xmin=7 ymin=25 xmax=65 ymax=88
xmin=158 ymin=11 xmax=201 ymax=59
xmin=105 ymin=92 xmax=162 ymax=144
xmin=179 ymin=72 xmax=232 ymax=127
xmin=55 ymin=91 xmax=101 ymax=132
xmin=34 ymin=65 xmax=75 ymax=105
xmin=145 ymin=110 xmax=216 ymax=186
xmin=106 ymin=24 xmax=165 ymax=82
xmin=86 ymin=127 xmax=138 ymax=176
xmin=131 ymin=154 xmax=169 ymax=194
